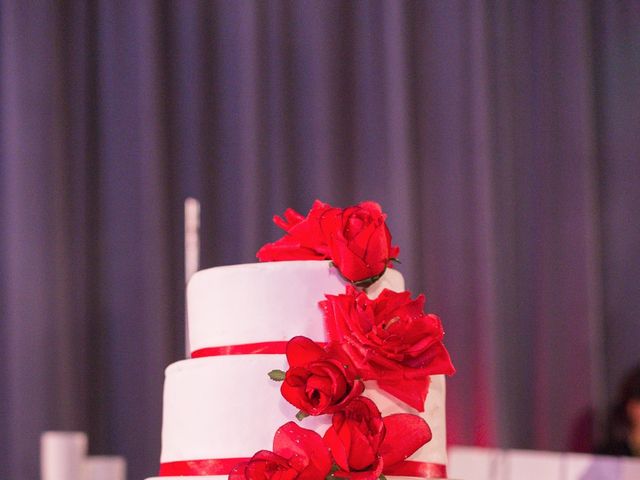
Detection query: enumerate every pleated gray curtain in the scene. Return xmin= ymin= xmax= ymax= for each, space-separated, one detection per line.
xmin=1 ymin=1 xmax=639 ymax=479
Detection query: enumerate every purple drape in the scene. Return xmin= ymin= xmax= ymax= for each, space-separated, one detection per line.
xmin=1 ymin=1 xmax=639 ymax=479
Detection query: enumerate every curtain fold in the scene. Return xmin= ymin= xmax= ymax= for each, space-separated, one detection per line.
xmin=1 ymin=1 xmax=639 ymax=478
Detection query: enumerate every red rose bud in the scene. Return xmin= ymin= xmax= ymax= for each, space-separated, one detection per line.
xmin=256 ymin=200 xmax=334 ymax=261
xmin=323 ymin=397 xmax=385 ymax=479
xmin=320 ymin=202 xmax=400 ymax=285
xmin=229 ymin=422 xmax=331 ymax=480
xmin=281 ymin=336 xmax=364 ymax=416
xmin=323 ymin=397 xmax=432 ymax=480
xmin=321 ymin=287 xmax=455 ymax=411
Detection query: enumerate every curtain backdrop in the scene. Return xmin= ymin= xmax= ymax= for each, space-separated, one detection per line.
xmin=1 ymin=1 xmax=639 ymax=479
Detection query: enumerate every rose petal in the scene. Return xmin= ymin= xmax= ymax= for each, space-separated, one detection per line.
xmin=272 ymin=422 xmax=331 ymax=478
xmin=243 ymin=451 xmax=290 ymax=480
xmin=377 ymin=377 xmax=429 ymax=412
xmin=346 ymin=221 xmax=377 ymax=257
xmin=348 ymin=428 xmax=379 ymax=470
xmin=332 ymin=241 xmax=376 ymax=282
xmin=279 ymin=208 xmax=306 ymax=228
xmin=379 ymin=414 xmax=432 ymax=467
xmin=324 ymin=423 xmax=350 ymax=472
xmin=286 ymin=336 xmax=325 ymax=367
xmin=280 ymin=379 xmax=310 ymax=413
xmin=311 ymin=364 xmax=347 ymax=399
xmin=410 ymin=342 xmax=456 ymax=376
xmin=256 ymin=241 xmax=328 ymax=261
xmin=305 ymin=372 xmax=334 ymax=395
xmin=333 ymin=456 xmax=384 ymax=480
xmin=257 ymin=200 xmax=336 ymax=261
xmin=228 ymin=461 xmax=249 ymax=480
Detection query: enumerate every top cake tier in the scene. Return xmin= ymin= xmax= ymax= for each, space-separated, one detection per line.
xmin=186 ymin=260 xmax=404 ymax=356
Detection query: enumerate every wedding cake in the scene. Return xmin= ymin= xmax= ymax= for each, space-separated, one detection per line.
xmin=147 ymin=201 xmax=455 ymax=480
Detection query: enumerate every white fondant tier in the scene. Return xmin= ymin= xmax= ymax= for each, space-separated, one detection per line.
xmin=159 ymin=356 xmax=447 ymax=468
xmin=148 ymin=478 xmax=448 ymax=480
xmin=186 ymin=260 xmax=404 ymax=354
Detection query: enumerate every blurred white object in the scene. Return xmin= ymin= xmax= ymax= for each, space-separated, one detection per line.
xmin=448 ymin=445 xmax=505 ymax=480
xmin=621 ymin=457 xmax=640 ymax=480
xmin=504 ymin=449 xmax=562 ymax=480
xmin=564 ymin=452 xmax=620 ymax=480
xmin=184 ymin=197 xmax=200 ymax=283
xmin=184 ymin=197 xmax=200 ymax=355
xmin=84 ymin=456 xmax=126 ymax=480
xmin=40 ymin=431 xmax=88 ymax=480
xmin=448 ymin=445 xmax=640 ymax=480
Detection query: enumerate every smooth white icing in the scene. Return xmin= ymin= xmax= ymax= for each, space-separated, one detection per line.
xmin=148 ymin=477 xmax=448 ymax=479
xmin=187 ymin=260 xmax=403 ymax=354
xmin=159 ymin=355 xmax=447 ymax=467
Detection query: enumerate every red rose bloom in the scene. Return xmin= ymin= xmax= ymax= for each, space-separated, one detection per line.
xmin=319 ymin=202 xmax=399 ymax=285
xmin=256 ymin=200 xmax=399 ymax=285
xmin=321 ymin=287 xmax=455 ymax=411
xmin=256 ymin=200 xmax=333 ymax=261
xmin=323 ymin=397 xmax=432 ymax=480
xmin=229 ymin=422 xmax=331 ymax=480
xmin=281 ymin=336 xmax=364 ymax=416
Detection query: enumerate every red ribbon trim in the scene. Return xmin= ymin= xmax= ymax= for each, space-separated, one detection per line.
xmin=159 ymin=458 xmax=248 ymax=476
xmin=159 ymin=458 xmax=446 ymax=478
xmin=191 ymin=341 xmax=326 ymax=358
xmin=384 ymin=460 xmax=447 ymax=478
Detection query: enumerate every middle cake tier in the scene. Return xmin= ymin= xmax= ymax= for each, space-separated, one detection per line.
xmin=159 ymin=355 xmax=447 ymax=468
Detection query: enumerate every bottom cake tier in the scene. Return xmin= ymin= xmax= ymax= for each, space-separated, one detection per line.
xmin=148 ymin=477 xmax=448 ymax=479
xmin=150 ymin=355 xmax=447 ymax=478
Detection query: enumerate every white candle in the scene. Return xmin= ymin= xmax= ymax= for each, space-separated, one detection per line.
xmin=184 ymin=197 xmax=201 ymax=355
xmin=40 ymin=431 xmax=88 ymax=480
xmin=184 ymin=197 xmax=201 ymax=283
xmin=83 ymin=456 xmax=126 ymax=480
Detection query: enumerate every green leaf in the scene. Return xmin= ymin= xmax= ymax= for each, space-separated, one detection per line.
xmin=390 ymin=257 xmax=401 ymax=264
xmin=267 ymin=369 xmax=286 ymax=382
xmin=351 ymin=269 xmax=385 ymax=288
xmin=295 ymin=410 xmax=310 ymax=421
xmin=325 ymin=464 xmax=343 ymax=480
xmin=379 ymin=475 xmax=388 ymax=480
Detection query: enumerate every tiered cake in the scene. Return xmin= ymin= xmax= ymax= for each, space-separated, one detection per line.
xmin=148 ymin=201 xmax=454 ymax=480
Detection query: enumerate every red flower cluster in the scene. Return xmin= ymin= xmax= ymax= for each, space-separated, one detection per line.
xmin=321 ymin=287 xmax=455 ymax=411
xmin=324 ymin=397 xmax=431 ymax=480
xmin=230 ymin=400 xmax=431 ymax=480
xmin=240 ymin=200 xmax=455 ymax=480
xmin=256 ymin=200 xmax=399 ymax=285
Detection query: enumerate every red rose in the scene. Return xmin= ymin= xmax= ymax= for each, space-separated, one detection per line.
xmin=229 ymin=422 xmax=331 ymax=480
xmin=256 ymin=200 xmax=333 ymax=261
xmin=323 ymin=397 xmax=432 ymax=480
xmin=319 ymin=202 xmax=399 ymax=285
xmin=256 ymin=200 xmax=399 ymax=285
xmin=324 ymin=397 xmax=385 ymax=479
xmin=321 ymin=287 xmax=455 ymax=411
xmin=281 ymin=336 xmax=364 ymax=416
